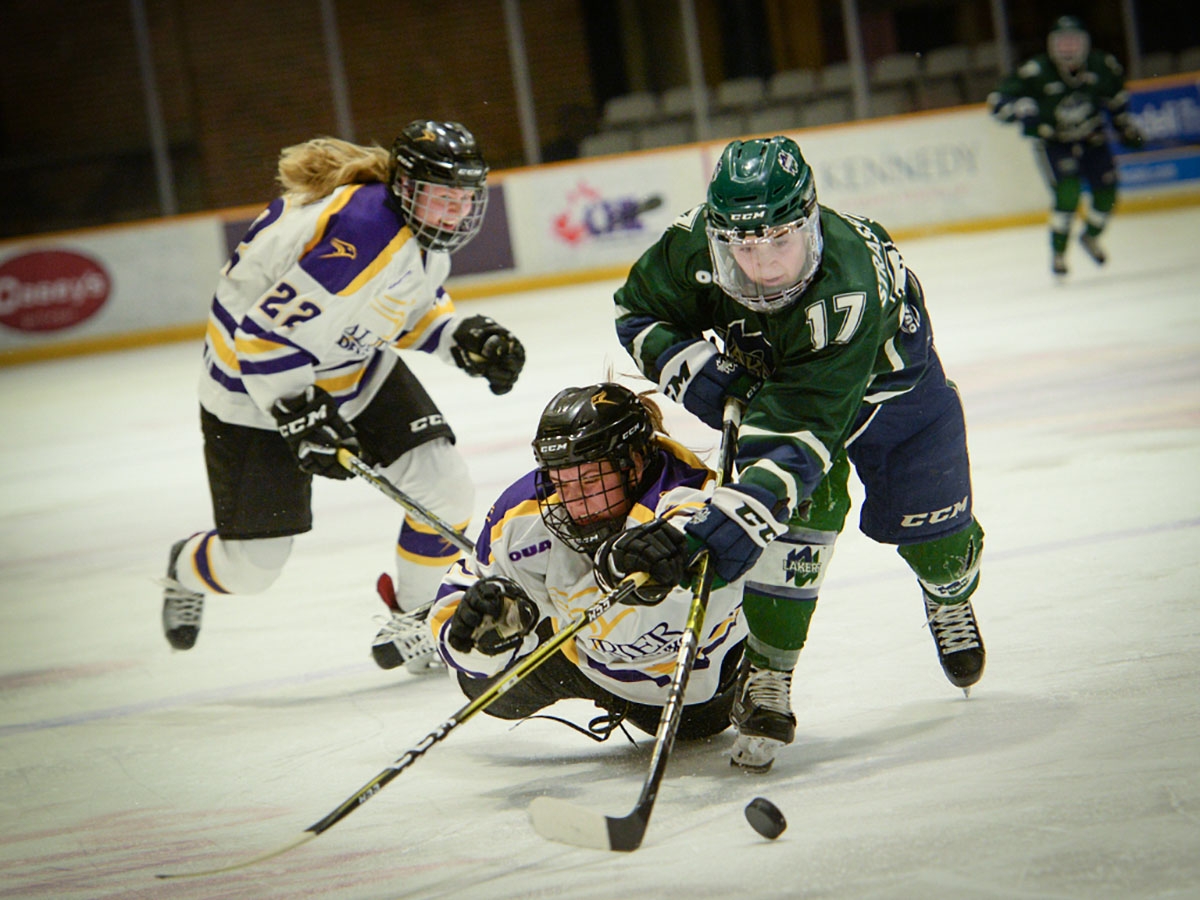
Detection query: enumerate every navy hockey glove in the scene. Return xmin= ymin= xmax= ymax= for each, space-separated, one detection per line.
xmin=452 ymin=315 xmax=526 ymax=395
xmin=656 ymin=340 xmax=760 ymax=430
xmin=683 ymin=483 xmax=788 ymax=585
xmin=448 ymin=576 xmax=539 ymax=655
xmin=271 ymin=386 xmax=359 ymax=480
xmin=594 ymin=518 xmax=690 ymax=606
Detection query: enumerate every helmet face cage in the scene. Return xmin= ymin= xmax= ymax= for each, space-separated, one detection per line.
xmin=1047 ymin=17 xmax=1089 ymax=72
xmin=531 ymin=384 xmax=653 ymax=554
xmin=706 ymin=137 xmax=823 ymax=312
xmin=390 ymin=120 xmax=489 ymax=253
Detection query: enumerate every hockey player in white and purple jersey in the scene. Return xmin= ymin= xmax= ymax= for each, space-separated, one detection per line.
xmin=429 ymin=383 xmax=748 ymax=741
xmin=161 ymin=120 xmax=525 ymax=674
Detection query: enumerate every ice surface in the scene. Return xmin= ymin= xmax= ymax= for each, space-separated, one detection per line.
xmin=1 ymin=208 xmax=1198 ymax=899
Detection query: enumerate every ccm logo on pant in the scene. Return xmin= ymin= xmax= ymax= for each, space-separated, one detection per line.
xmin=900 ymin=497 xmax=968 ymax=528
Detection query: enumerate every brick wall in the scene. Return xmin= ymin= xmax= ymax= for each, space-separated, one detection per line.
xmin=0 ymin=0 xmax=595 ymax=235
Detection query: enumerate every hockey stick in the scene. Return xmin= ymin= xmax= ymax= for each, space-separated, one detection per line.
xmin=156 ymin=571 xmax=649 ymax=879
xmin=529 ymin=399 xmax=743 ymax=851
xmin=338 ymin=448 xmax=474 ymax=555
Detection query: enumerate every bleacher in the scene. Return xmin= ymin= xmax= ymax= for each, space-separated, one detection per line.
xmin=579 ymin=42 xmax=1200 ymax=157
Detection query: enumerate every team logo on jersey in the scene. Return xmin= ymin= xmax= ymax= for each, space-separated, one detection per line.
xmin=337 ymin=324 xmax=380 ymax=356
xmin=507 ymin=539 xmax=552 ymax=563
xmin=721 ymin=319 xmax=774 ymax=379
xmin=320 ymin=238 xmax=357 ymax=259
xmin=588 ymin=620 xmax=682 ymax=661
xmin=900 ymin=302 xmax=921 ymax=334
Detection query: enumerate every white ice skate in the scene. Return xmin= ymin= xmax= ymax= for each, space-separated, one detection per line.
xmin=371 ymin=573 xmax=443 ymax=675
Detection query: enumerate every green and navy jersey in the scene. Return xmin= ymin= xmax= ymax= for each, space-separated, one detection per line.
xmin=989 ymin=50 xmax=1130 ymax=143
xmin=615 ymin=204 xmax=932 ymax=518
xmin=198 ymin=181 xmax=465 ymax=429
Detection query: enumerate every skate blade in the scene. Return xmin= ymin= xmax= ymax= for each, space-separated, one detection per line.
xmin=404 ymin=655 xmax=447 ymax=676
xmin=730 ymin=735 xmax=785 ymax=773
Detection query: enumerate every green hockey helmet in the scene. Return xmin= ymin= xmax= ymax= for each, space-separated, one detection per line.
xmin=1047 ymin=15 xmax=1089 ymax=73
xmin=705 ymin=136 xmax=823 ymax=312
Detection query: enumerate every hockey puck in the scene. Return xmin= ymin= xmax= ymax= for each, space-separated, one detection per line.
xmin=744 ymin=797 xmax=786 ymax=840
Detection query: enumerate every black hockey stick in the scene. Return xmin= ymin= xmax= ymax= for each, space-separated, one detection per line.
xmin=338 ymin=448 xmax=475 ymax=555
xmin=156 ymin=571 xmax=648 ymax=879
xmin=529 ymin=399 xmax=743 ymax=851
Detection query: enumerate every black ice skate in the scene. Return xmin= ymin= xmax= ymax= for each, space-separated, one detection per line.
xmin=924 ymin=594 xmax=985 ymax=694
xmin=371 ymin=573 xmax=443 ymax=674
xmin=161 ymin=539 xmax=205 ymax=650
xmin=730 ymin=659 xmax=796 ymax=773
xmin=1051 ymin=251 xmax=1068 ymax=276
xmin=1079 ymin=233 xmax=1107 ymax=265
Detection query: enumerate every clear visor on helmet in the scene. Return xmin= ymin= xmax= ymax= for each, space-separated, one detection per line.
xmin=396 ymin=177 xmax=488 ymax=253
xmin=705 ymin=209 xmax=823 ymax=313
xmin=1048 ymin=30 xmax=1089 ymax=72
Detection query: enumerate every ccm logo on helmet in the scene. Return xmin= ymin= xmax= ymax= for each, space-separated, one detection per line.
xmin=728 ymin=211 xmax=764 ymax=221
xmin=900 ymin=497 xmax=969 ymax=528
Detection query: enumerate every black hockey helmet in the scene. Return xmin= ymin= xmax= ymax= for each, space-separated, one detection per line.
xmin=532 ymin=383 xmax=655 ymax=553
xmin=389 ymin=120 xmax=489 ymax=252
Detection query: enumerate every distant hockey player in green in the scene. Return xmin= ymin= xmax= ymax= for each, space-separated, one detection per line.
xmin=989 ymin=15 xmax=1145 ymax=275
xmin=613 ymin=135 xmax=985 ymax=772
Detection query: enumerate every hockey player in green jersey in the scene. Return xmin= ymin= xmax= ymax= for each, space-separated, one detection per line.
xmin=989 ymin=15 xmax=1144 ymax=275
xmin=613 ymin=135 xmax=985 ymax=771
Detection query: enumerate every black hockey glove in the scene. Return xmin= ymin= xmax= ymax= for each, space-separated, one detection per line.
xmin=594 ymin=518 xmax=690 ymax=606
xmin=451 ymin=315 xmax=526 ymax=395
xmin=1115 ymin=116 xmax=1145 ymax=150
xmin=448 ymin=576 xmax=539 ymax=655
xmin=271 ymin=386 xmax=360 ymax=480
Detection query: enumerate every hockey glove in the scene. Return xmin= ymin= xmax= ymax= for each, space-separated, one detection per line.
xmin=683 ymin=483 xmax=788 ymax=585
xmin=451 ymin=315 xmax=526 ymax=395
xmin=594 ymin=518 xmax=690 ymax=606
xmin=448 ymin=576 xmax=539 ymax=655
xmin=271 ymin=386 xmax=360 ymax=480
xmin=656 ymin=340 xmax=761 ymax=430
xmin=1114 ymin=116 xmax=1145 ymax=150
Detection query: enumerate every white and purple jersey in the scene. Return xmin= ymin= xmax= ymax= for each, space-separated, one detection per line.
xmin=430 ymin=440 xmax=748 ymax=707
xmin=198 ymin=181 xmax=465 ymax=427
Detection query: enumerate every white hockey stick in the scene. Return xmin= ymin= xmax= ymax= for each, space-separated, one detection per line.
xmin=529 ymin=399 xmax=743 ymax=851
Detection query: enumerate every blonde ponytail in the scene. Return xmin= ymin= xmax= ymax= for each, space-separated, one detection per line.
xmin=276 ymin=137 xmax=392 ymax=204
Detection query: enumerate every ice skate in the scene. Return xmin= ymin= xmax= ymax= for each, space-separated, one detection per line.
xmin=1051 ymin=251 xmax=1068 ymax=276
xmin=924 ymin=594 xmax=985 ymax=694
xmin=1079 ymin=232 xmax=1107 ymax=265
xmin=161 ymin=539 xmax=205 ymax=650
xmin=730 ymin=659 xmax=796 ymax=773
xmin=372 ymin=573 xmax=443 ymax=674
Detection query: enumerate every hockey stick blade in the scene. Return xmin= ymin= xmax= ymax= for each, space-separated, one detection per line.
xmin=156 ymin=833 xmax=317 ymax=879
xmin=529 ymin=797 xmax=649 ymax=852
xmin=156 ymin=573 xmax=648 ymax=878
xmin=529 ymin=400 xmax=741 ymax=853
